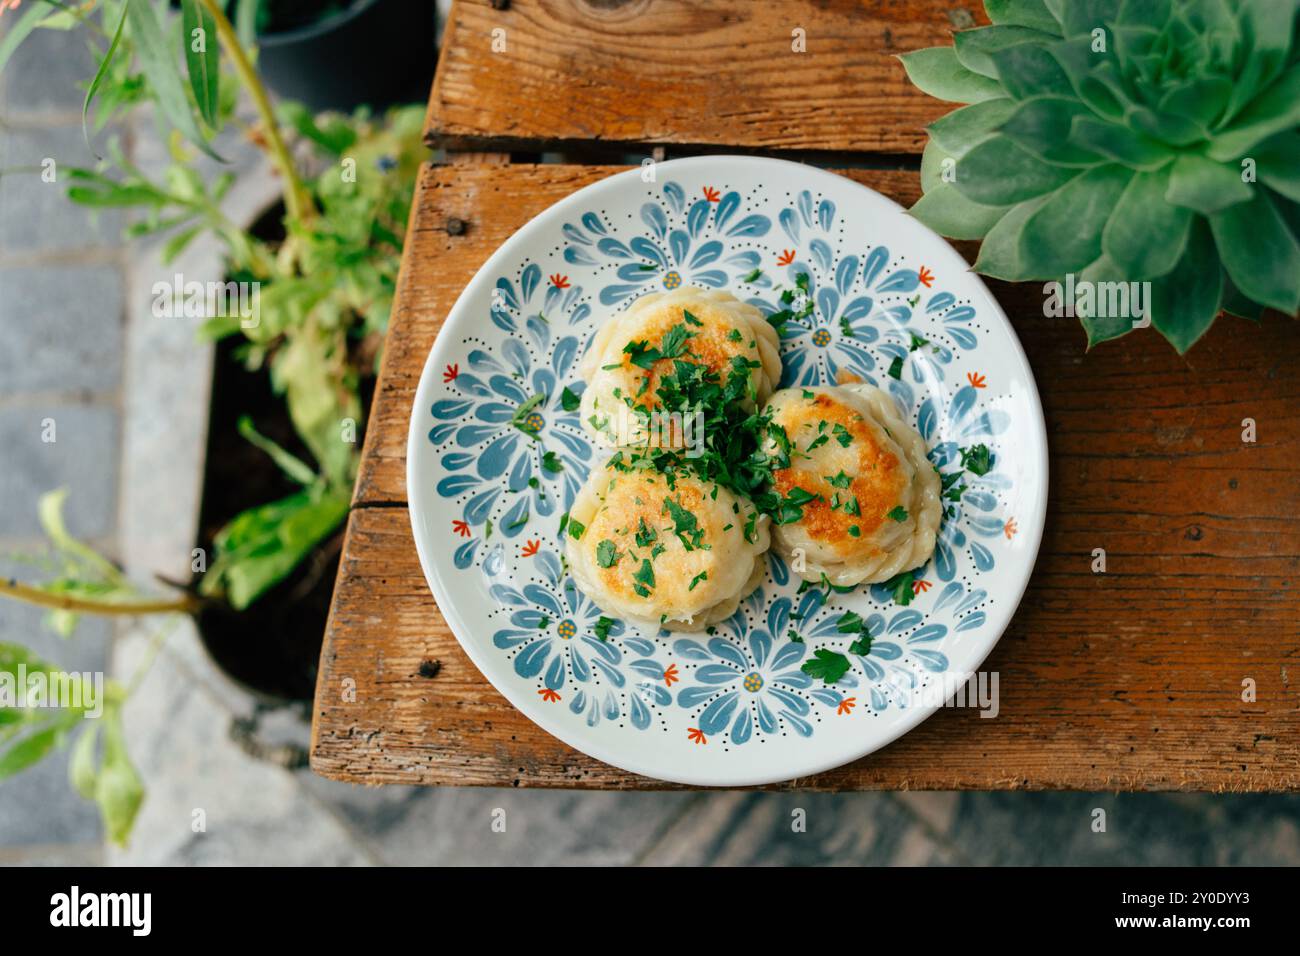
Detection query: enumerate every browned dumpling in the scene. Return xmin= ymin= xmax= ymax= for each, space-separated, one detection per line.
xmin=578 ymin=287 xmax=781 ymax=448
xmin=566 ymin=464 xmax=769 ymax=631
xmin=762 ymin=384 xmax=940 ymax=586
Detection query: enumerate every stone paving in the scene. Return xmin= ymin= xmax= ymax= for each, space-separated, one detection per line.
xmin=3 ymin=22 xmax=1299 ymax=868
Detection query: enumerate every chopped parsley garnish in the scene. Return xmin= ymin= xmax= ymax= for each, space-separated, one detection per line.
xmin=848 ymin=525 xmax=860 ymax=537
xmin=593 ymin=616 xmax=614 ymax=642
xmin=801 ymin=648 xmax=851 ymax=685
xmin=632 ymin=558 xmax=656 ymax=597
xmin=836 ymin=611 xmax=865 ymax=633
xmin=542 ymin=451 xmax=564 ymax=473
xmin=743 ymin=268 xmax=763 ymax=283
xmin=560 ymin=386 xmax=581 ymax=412
xmin=882 ymin=569 xmax=917 ymax=606
xmin=960 ymin=443 xmax=992 ymax=476
xmin=566 ymin=517 xmax=586 ymax=540
xmin=688 ymin=570 xmax=708 ymax=591
xmin=832 ymin=423 xmax=853 ymax=447
xmin=726 ymin=328 xmax=742 ymax=342
xmin=787 ymin=629 xmax=803 ymax=644
xmin=682 ymin=309 xmax=704 ymax=327
xmin=596 ymin=539 xmax=620 ymax=568
xmin=536 ymin=615 xmax=551 ymax=629
xmin=664 ymin=496 xmax=708 ymax=551
xmin=887 ymin=356 xmax=904 ymax=380
xmin=776 ymin=486 xmax=819 ymax=524
xmin=825 ymin=470 xmax=851 ymax=489
xmin=941 ymin=471 xmax=966 ymax=502
xmin=634 ymin=516 xmax=658 ymax=548
xmin=908 ymin=332 xmax=930 ymax=352
xmin=886 ymin=505 xmax=909 ymax=522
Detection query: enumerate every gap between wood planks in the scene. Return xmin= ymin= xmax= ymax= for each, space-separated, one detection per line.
xmin=436 ymin=138 xmax=925 ymax=171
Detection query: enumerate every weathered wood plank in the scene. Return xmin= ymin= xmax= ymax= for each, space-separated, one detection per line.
xmin=428 ymin=0 xmax=980 ymax=156
xmin=313 ymin=161 xmax=1300 ymax=791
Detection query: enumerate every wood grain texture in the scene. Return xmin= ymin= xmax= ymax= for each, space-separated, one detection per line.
xmin=311 ymin=162 xmax=1300 ymax=791
xmin=428 ymin=0 xmax=978 ymax=155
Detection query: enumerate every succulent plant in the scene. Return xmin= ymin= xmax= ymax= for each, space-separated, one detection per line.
xmin=901 ymin=0 xmax=1300 ymax=353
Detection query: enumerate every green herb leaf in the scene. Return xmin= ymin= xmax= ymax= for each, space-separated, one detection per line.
xmin=801 ymin=648 xmax=852 ymax=685
xmin=596 ymin=539 xmax=620 ymax=568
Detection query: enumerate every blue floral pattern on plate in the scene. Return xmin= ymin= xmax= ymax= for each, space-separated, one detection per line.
xmin=408 ymin=157 xmax=1045 ymax=782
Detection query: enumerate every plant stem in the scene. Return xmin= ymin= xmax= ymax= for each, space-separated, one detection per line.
xmin=197 ymin=0 xmax=316 ymax=225
xmin=0 ymin=579 xmax=198 ymax=617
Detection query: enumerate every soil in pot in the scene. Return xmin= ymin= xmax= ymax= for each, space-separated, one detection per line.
xmin=192 ymin=204 xmax=373 ymax=704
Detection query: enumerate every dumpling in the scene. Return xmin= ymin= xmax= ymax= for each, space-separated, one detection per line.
xmin=762 ymin=384 xmax=940 ymax=587
xmin=566 ymin=463 xmax=770 ymax=631
xmin=577 ymin=287 xmax=782 ymax=448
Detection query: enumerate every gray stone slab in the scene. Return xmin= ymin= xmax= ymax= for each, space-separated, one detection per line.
xmin=944 ymin=792 xmax=1300 ymax=866
xmin=300 ymin=773 xmax=697 ymax=866
xmin=635 ymin=791 xmax=938 ymax=865
xmin=0 ymin=264 xmax=124 ymax=396
xmin=0 ymin=125 xmax=123 ymax=254
xmin=0 ymin=402 xmax=118 ymax=539
xmin=107 ymin=623 xmax=373 ymax=865
xmin=0 ymin=19 xmax=99 ymax=120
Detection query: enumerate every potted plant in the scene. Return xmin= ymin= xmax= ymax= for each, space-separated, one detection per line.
xmin=899 ymin=0 xmax=1300 ymax=353
xmin=0 ymin=0 xmax=426 ymax=843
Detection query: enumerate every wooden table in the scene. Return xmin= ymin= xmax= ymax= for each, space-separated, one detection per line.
xmin=310 ymin=0 xmax=1300 ymax=791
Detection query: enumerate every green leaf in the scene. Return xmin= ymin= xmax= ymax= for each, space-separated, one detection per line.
xmin=800 ymin=648 xmax=851 ymax=685
xmin=988 ymin=42 xmax=1073 ymax=99
xmin=181 ymin=0 xmax=220 ymax=128
xmin=972 ymin=194 xmax=1052 ymax=280
xmin=1209 ymin=188 xmax=1300 ymax=314
xmin=38 ymin=488 xmax=124 ymax=582
xmin=1000 ymin=97 xmax=1105 ymax=166
xmin=898 ymin=47 xmax=1005 ymax=104
xmin=96 ymin=709 xmax=143 ymax=847
xmin=1075 ymin=256 xmax=1136 ymax=347
xmin=1052 ymin=0 xmax=1120 ymax=37
xmin=953 ymin=135 xmax=1077 ymax=206
xmin=1101 ymin=167 xmax=1193 ymax=279
xmin=1069 ymin=116 xmax=1173 ymax=170
xmin=910 ymin=183 xmax=1008 ymax=240
xmin=80 ymin=2 xmax=129 ymax=158
xmin=1252 ymin=131 xmax=1300 ymax=203
xmin=986 ymin=0 xmax=1062 ymax=33
xmin=1166 ymin=155 xmax=1252 ymax=215
xmin=124 ymin=0 xmax=223 ymax=162
xmin=1149 ymin=218 xmax=1224 ymax=354
xmin=1020 ymin=164 xmax=1132 ymax=277
xmin=1222 ymin=0 xmax=1296 ymax=122
xmin=1210 ymin=63 xmax=1300 ymax=161
xmin=954 ymin=25 xmax=1057 ymax=78
xmin=0 ymin=724 xmax=67 ymax=780
xmin=1220 ymin=276 xmax=1265 ymax=322
xmin=926 ymin=99 xmax=1017 ymax=157
xmin=200 ymin=488 xmax=350 ymax=609
xmin=237 ymin=416 xmax=317 ymax=485
xmin=69 ymin=722 xmax=100 ymax=800
xmin=0 ymin=1 xmax=48 ymax=76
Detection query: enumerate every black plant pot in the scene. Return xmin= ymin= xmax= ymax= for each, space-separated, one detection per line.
xmin=257 ymin=0 xmax=437 ymax=113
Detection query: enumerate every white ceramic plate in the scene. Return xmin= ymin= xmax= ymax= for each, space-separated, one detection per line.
xmin=407 ymin=156 xmax=1047 ymax=786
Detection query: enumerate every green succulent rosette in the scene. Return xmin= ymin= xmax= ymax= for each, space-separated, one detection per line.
xmin=901 ymin=0 xmax=1300 ymax=353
